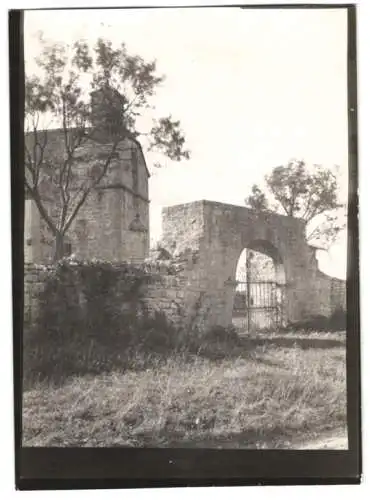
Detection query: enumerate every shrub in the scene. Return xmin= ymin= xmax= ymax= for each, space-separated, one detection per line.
xmin=175 ymin=324 xmax=241 ymax=360
xmin=328 ymin=307 xmax=346 ymax=331
xmin=283 ymin=308 xmax=346 ymax=333
xmin=204 ymin=325 xmax=240 ymax=343
xmin=23 ymin=259 xmax=248 ymax=387
xmin=23 ymin=260 xmax=174 ymax=387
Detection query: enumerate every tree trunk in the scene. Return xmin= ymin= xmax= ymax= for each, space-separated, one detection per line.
xmin=54 ymin=232 xmax=65 ymax=262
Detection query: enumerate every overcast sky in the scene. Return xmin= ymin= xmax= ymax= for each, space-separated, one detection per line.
xmin=24 ymin=7 xmax=349 ymax=278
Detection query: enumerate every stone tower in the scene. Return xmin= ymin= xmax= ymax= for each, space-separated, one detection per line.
xmin=24 ymin=87 xmax=150 ymax=264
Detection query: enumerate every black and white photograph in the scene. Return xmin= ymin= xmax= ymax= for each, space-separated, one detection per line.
xmin=12 ymin=3 xmax=361 ymax=486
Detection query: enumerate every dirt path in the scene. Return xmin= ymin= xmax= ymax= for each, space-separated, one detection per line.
xmin=295 ymin=429 xmax=348 ymax=450
xmin=168 ymin=429 xmax=348 ymax=450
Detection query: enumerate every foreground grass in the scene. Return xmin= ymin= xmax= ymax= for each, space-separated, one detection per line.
xmin=22 ymin=331 xmax=347 ymax=448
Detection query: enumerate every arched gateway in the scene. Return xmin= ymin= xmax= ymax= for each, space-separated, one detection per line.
xmin=160 ymin=200 xmax=346 ymax=332
xmin=233 ymin=243 xmax=287 ymax=332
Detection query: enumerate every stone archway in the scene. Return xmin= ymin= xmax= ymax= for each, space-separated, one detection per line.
xmin=161 ymin=200 xmax=346 ymax=332
xmin=233 ymin=241 xmax=287 ymax=332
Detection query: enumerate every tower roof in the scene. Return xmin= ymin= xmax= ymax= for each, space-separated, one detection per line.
xmin=24 ymin=128 xmax=151 ymax=179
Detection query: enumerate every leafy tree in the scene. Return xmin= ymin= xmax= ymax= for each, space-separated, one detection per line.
xmin=245 ymin=160 xmax=345 ymax=247
xmin=245 ymin=184 xmax=269 ymax=212
xmin=25 ymin=35 xmax=190 ymax=261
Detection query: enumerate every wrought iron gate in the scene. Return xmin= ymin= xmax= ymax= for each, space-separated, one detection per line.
xmin=232 ymin=254 xmax=286 ymax=333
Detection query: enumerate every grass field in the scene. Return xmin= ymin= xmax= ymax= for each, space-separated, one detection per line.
xmin=22 ymin=330 xmax=347 ymax=448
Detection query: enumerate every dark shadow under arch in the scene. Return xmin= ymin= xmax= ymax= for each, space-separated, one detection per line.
xmin=245 ymin=239 xmax=284 ymax=265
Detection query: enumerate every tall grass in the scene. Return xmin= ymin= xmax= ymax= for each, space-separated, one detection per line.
xmin=23 ymin=310 xmax=241 ymax=389
xmin=23 ymin=331 xmax=347 ymax=448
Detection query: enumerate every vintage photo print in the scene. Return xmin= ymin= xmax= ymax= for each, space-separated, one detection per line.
xmin=12 ymin=4 xmax=360 ymax=488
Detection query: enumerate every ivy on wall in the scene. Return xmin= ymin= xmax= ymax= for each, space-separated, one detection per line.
xmin=37 ymin=258 xmax=154 ymax=336
xmin=23 ymin=258 xmax=168 ymax=385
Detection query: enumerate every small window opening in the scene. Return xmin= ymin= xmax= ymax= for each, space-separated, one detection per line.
xmin=64 ymin=242 xmax=72 ymax=256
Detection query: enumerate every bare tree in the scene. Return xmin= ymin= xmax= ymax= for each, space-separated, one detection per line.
xmin=25 ymin=36 xmax=190 ymax=260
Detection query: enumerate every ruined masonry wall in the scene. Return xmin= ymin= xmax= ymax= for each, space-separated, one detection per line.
xmin=311 ymin=271 xmax=347 ymax=317
xmin=159 ymin=200 xmax=347 ymax=330
xmin=24 ymin=263 xmax=190 ymax=332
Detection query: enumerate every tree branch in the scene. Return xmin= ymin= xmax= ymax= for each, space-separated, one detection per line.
xmin=63 ymin=140 xmax=120 ymax=233
xmin=25 ymin=180 xmax=58 ymax=236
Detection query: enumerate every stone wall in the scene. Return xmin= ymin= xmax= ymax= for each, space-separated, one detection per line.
xmin=23 ymin=261 xmax=206 ymax=385
xmin=24 ymin=200 xmax=347 ymax=337
xmin=330 ymin=277 xmax=347 ymax=311
xmin=24 ymin=261 xmax=192 ymax=334
xmin=159 ymin=200 xmax=347 ymax=331
xmin=310 ymin=271 xmax=347 ymax=317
